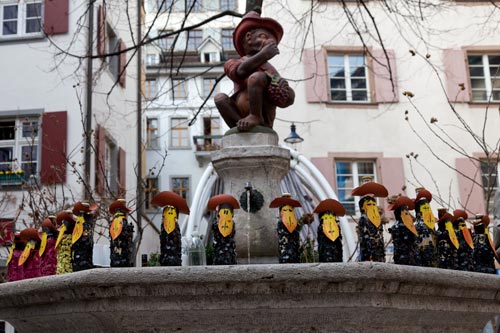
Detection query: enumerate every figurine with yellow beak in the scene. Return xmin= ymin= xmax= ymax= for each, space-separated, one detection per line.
xmin=19 ymin=228 xmax=42 ymax=279
xmin=472 ymin=215 xmax=497 ymax=274
xmin=7 ymin=232 xmax=26 ymax=281
xmin=109 ymin=199 xmax=134 ymax=267
xmin=207 ymin=194 xmax=240 ymax=265
xmin=388 ymin=196 xmax=418 ymax=265
xmin=270 ymin=194 xmax=302 ymax=263
xmin=40 ymin=216 xmax=59 ymax=276
xmin=72 ymin=201 xmax=98 ymax=272
xmin=151 ymin=191 xmax=190 ymax=266
xmin=313 ymin=198 xmax=346 ymax=262
xmin=436 ymin=209 xmax=459 ymax=270
xmin=352 ymin=177 xmax=388 ymax=262
xmin=414 ymin=188 xmax=437 ymax=267
xmin=452 ymin=209 xmax=474 ymax=271
xmin=55 ymin=210 xmax=76 ymax=275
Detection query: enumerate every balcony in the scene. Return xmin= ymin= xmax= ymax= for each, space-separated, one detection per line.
xmin=193 ymin=135 xmax=223 ymax=166
xmin=0 ymin=172 xmax=29 ymax=186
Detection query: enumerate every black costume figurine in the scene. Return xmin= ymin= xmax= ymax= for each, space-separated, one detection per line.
xmin=270 ymin=194 xmax=302 ymax=263
xmin=436 ymin=210 xmax=459 ymax=270
xmin=452 ymin=209 xmax=474 ymax=271
xmin=352 ymin=178 xmax=388 ymax=262
xmin=19 ymin=228 xmax=42 ymax=279
xmin=151 ymin=191 xmax=190 ymax=266
xmin=314 ymin=199 xmax=346 ymax=262
xmin=109 ymin=199 xmax=134 ymax=267
xmin=7 ymin=232 xmax=25 ymax=282
xmin=72 ymin=202 xmax=98 ymax=272
xmin=56 ymin=210 xmax=76 ymax=275
xmin=40 ymin=216 xmax=59 ymax=276
xmin=388 ymin=196 xmax=418 ymax=266
xmin=207 ymin=194 xmax=240 ymax=265
xmin=473 ymin=215 xmax=497 ymax=274
xmin=414 ymin=188 xmax=437 ymax=267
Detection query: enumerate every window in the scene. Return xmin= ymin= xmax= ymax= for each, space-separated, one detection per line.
xmin=1 ymin=1 xmax=43 ymax=38
xmin=158 ymin=0 xmax=174 ymax=12
xmin=145 ymin=79 xmax=158 ymax=99
xmin=146 ymin=118 xmax=159 ymax=149
xmin=202 ymin=117 xmax=221 ymax=149
xmin=171 ymin=176 xmax=190 ymax=202
xmin=107 ymin=23 xmax=119 ymax=79
xmin=221 ymin=28 xmax=234 ymax=50
xmin=146 ymin=54 xmax=158 ymax=66
xmin=468 ymin=54 xmax=500 ymax=102
xmin=0 ymin=118 xmax=39 ymax=181
xmin=480 ymin=160 xmax=498 ymax=211
xmin=172 ymin=79 xmax=187 ymax=99
xmin=145 ymin=177 xmax=159 ymax=210
xmin=335 ymin=160 xmax=376 ymax=215
xmin=170 ymin=117 xmax=189 ymax=148
xmin=159 ymin=30 xmax=174 ymax=50
xmin=186 ymin=0 xmax=202 ymax=12
xmin=95 ymin=125 xmax=125 ymax=196
xmin=329 ymin=54 xmax=369 ymax=102
xmin=203 ymin=78 xmax=217 ymax=97
xmin=220 ymin=0 xmax=236 ymax=11
xmin=187 ymin=29 xmax=203 ymax=51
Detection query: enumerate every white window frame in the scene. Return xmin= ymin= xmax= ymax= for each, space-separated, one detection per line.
xmin=203 ymin=78 xmax=218 ymax=97
xmin=480 ymin=159 xmax=499 ymax=211
xmin=146 ymin=118 xmax=159 ymax=149
xmin=145 ymin=176 xmax=159 ymax=210
xmin=0 ymin=1 xmax=43 ymax=39
xmin=145 ymin=79 xmax=158 ymax=100
xmin=170 ymin=117 xmax=190 ymax=149
xmin=221 ymin=28 xmax=234 ymax=50
xmin=328 ymin=54 xmax=370 ymax=103
xmin=170 ymin=175 xmax=190 ymax=203
xmin=468 ymin=54 xmax=500 ymax=102
xmin=172 ymin=78 xmax=187 ymax=100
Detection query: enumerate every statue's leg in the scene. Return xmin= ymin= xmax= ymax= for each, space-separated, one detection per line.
xmin=215 ymin=93 xmax=240 ymax=128
xmin=237 ymin=71 xmax=268 ymax=131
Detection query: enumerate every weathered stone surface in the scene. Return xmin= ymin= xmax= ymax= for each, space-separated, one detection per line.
xmin=0 ymin=263 xmax=499 ymax=332
xmin=211 ymin=130 xmax=290 ymax=262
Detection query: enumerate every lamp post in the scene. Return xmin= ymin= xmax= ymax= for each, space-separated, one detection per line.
xmin=284 ymin=123 xmax=304 ymax=144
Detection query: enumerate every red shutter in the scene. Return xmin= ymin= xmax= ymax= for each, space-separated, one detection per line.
xmin=43 ymin=0 xmax=69 ymax=35
xmin=443 ymin=49 xmax=471 ymax=103
xmin=456 ymin=158 xmax=486 ymax=215
xmin=119 ymin=40 xmax=127 ymax=88
xmin=118 ymin=147 xmax=126 ymax=195
xmin=311 ymin=157 xmax=335 ymax=188
xmin=97 ymin=5 xmax=107 ymax=57
xmin=41 ymin=111 xmax=67 ymax=184
xmin=379 ymin=157 xmax=405 ymax=196
xmin=95 ymin=125 xmax=106 ymax=195
xmin=371 ymin=49 xmax=399 ymax=103
xmin=303 ymin=48 xmax=329 ymax=103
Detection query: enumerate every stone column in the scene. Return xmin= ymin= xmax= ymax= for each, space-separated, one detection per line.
xmin=211 ymin=127 xmax=290 ymax=263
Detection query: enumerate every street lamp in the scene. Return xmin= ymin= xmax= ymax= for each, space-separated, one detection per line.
xmin=284 ymin=123 xmax=304 ymax=144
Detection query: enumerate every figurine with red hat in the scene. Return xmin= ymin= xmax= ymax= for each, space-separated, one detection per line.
xmin=18 ymin=228 xmax=42 ymax=279
xmin=40 ymin=215 xmax=59 ymax=276
xmin=388 ymin=196 xmax=418 ymax=266
xmin=214 ymin=8 xmax=295 ymax=131
xmin=7 ymin=232 xmax=26 ymax=282
xmin=56 ymin=210 xmax=76 ymax=274
xmin=151 ymin=191 xmax=190 ymax=266
xmin=313 ymin=199 xmax=345 ymax=263
xmin=109 ymin=199 xmax=134 ymax=267
xmin=414 ymin=188 xmax=437 ymax=267
xmin=452 ymin=209 xmax=474 ymax=271
xmin=472 ymin=215 xmax=496 ymax=274
xmin=270 ymin=194 xmax=302 ymax=263
xmin=352 ymin=177 xmax=388 ymax=262
xmin=72 ymin=201 xmax=98 ymax=272
xmin=436 ymin=208 xmax=459 ymax=270
xmin=207 ymin=194 xmax=240 ymax=265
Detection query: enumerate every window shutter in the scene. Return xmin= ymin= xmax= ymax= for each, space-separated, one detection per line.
xmin=119 ymin=39 xmax=127 ymax=88
xmin=303 ymin=48 xmax=329 ymax=103
xmin=43 ymin=0 xmax=69 ymax=35
xmin=97 ymin=5 xmax=107 ymax=57
xmin=371 ymin=49 xmax=399 ymax=103
xmin=443 ymin=49 xmax=471 ymax=103
xmin=311 ymin=157 xmax=335 ymax=188
xmin=95 ymin=125 xmax=106 ymax=195
xmin=41 ymin=111 xmax=67 ymax=184
xmin=456 ymin=158 xmax=486 ymax=214
xmin=379 ymin=157 xmax=405 ymax=196
xmin=118 ymin=147 xmax=126 ymax=196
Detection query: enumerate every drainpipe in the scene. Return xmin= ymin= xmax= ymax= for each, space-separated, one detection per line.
xmin=136 ymin=0 xmax=143 ymax=260
xmin=84 ymin=0 xmax=94 ymax=199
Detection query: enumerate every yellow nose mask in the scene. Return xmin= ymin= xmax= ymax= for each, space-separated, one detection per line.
xmin=163 ymin=206 xmax=177 ymax=234
xmin=321 ymin=212 xmax=340 ymax=242
xmin=281 ymin=205 xmax=297 ymax=233
xmin=445 ymin=221 xmax=459 ymax=249
xmin=420 ymin=202 xmax=435 ymax=230
xmin=363 ymin=200 xmax=381 ymax=227
xmin=401 ymin=209 xmax=418 ymax=236
xmin=218 ymin=207 xmax=234 ymax=237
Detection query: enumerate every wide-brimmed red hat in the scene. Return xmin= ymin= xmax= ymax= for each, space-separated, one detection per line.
xmin=351 ymin=182 xmax=388 ymax=198
xmin=473 ymin=214 xmax=490 ymax=227
xmin=151 ymin=191 xmax=190 ymax=215
xmin=387 ymin=196 xmax=415 ymax=211
xmin=42 ymin=217 xmax=58 ymax=232
xmin=452 ymin=209 xmax=468 ymax=222
xmin=109 ymin=199 xmax=132 ymax=215
xmin=438 ymin=212 xmax=454 ymax=223
xmin=313 ymin=199 xmax=345 ymax=216
xmin=20 ymin=228 xmax=41 ymax=242
xmin=415 ymin=188 xmax=432 ymax=203
xmin=73 ymin=201 xmax=98 ymax=215
xmin=269 ymin=194 xmax=301 ymax=208
xmin=207 ymin=194 xmax=240 ymax=211
xmin=233 ymin=10 xmax=283 ymax=56
xmin=56 ymin=210 xmax=76 ymax=225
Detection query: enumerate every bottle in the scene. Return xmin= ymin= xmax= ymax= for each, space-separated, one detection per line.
xmin=188 ymin=233 xmax=206 ymax=266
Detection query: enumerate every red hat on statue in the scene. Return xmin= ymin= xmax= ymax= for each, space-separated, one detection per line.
xmin=233 ymin=10 xmax=283 ymax=56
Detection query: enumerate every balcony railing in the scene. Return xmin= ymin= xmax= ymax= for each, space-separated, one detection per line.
xmin=0 ymin=172 xmax=29 ymax=185
xmin=193 ymin=135 xmax=223 ymax=166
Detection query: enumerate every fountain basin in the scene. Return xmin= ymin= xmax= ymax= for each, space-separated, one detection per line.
xmin=0 ymin=262 xmax=499 ymax=332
